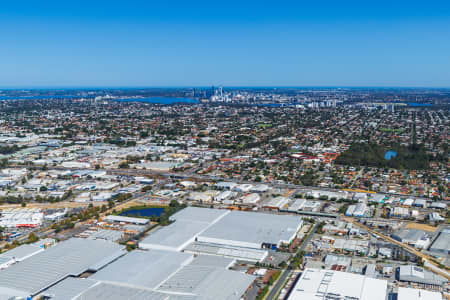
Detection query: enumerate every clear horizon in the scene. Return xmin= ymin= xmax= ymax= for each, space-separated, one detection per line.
xmin=1 ymin=0 xmax=450 ymax=87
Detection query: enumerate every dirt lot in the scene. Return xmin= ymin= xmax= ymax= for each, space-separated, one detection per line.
xmin=405 ymin=222 xmax=437 ymax=232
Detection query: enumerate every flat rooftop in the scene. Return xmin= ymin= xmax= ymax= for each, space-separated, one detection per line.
xmin=397 ymin=287 xmax=442 ymax=300
xmin=288 ymin=268 xmax=387 ymax=300
xmin=139 ymin=207 xmax=229 ymax=251
xmin=198 ymin=210 xmax=303 ymax=248
xmin=90 ymin=250 xmax=193 ymax=289
xmin=0 ymin=238 xmax=126 ymax=297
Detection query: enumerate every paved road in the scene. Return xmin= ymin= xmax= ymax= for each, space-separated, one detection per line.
xmin=267 ymin=222 xmax=318 ymax=300
xmin=346 ymin=217 xmax=450 ymax=281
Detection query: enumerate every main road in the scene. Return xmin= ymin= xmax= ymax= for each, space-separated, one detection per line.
xmin=266 ymin=222 xmax=319 ymax=300
xmin=10 ymin=164 xmax=430 ymax=201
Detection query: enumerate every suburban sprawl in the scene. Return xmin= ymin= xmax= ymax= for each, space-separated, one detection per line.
xmin=0 ymin=87 xmax=448 ymax=300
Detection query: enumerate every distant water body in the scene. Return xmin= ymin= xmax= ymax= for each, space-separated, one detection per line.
xmin=406 ymin=102 xmax=432 ymax=107
xmin=119 ymin=207 xmax=165 ymax=217
xmin=384 ymin=150 xmax=398 ymax=160
xmin=115 ymin=97 xmax=199 ymax=104
xmin=0 ymin=95 xmax=76 ymax=100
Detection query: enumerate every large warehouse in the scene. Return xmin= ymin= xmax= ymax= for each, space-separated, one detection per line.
xmin=140 ymin=207 xmax=303 ymax=254
xmin=288 ymin=268 xmax=387 ymax=300
xmin=197 ymin=210 xmax=303 ymax=249
xmin=0 ymin=238 xmax=255 ymax=300
xmin=0 ymin=238 xmax=126 ymax=299
xmin=139 ymin=207 xmax=229 ymax=251
xmin=41 ymin=250 xmax=254 ymax=300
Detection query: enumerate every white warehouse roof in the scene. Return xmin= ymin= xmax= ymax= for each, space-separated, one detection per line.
xmin=397 ymin=287 xmax=442 ymax=300
xmin=0 ymin=238 xmax=126 ymax=298
xmin=104 ymin=215 xmax=150 ymax=225
xmin=139 ymin=207 xmax=229 ymax=251
xmin=288 ymin=268 xmax=387 ymax=300
xmin=91 ymin=250 xmax=193 ymax=289
xmin=198 ymin=210 xmax=303 ymax=249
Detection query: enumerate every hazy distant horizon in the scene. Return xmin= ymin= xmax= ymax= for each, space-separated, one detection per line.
xmin=1 ymin=85 xmax=450 ymax=90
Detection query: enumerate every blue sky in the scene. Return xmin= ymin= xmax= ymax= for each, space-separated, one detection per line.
xmin=1 ymin=0 xmax=450 ymax=87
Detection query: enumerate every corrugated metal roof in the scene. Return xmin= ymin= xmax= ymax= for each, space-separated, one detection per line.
xmin=91 ymin=250 xmax=193 ymax=289
xmin=0 ymin=244 xmax=43 ymax=262
xmin=198 ymin=210 xmax=303 ymax=247
xmin=0 ymin=238 xmax=126 ymax=297
xmin=157 ymin=255 xmax=254 ymax=300
xmin=184 ymin=242 xmax=268 ymax=262
xmin=42 ymin=278 xmax=97 ymax=300
xmin=140 ymin=207 xmax=229 ymax=251
xmin=73 ymin=282 xmax=197 ymax=300
xmin=104 ymin=215 xmax=149 ymax=225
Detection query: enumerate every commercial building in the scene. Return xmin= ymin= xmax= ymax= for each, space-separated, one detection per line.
xmin=288 ymin=268 xmax=387 ymax=300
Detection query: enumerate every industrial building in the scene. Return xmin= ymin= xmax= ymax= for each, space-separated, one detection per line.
xmin=104 ymin=215 xmax=150 ymax=225
xmin=90 ymin=250 xmax=194 ymax=289
xmin=197 ymin=210 xmax=303 ymax=250
xmin=41 ymin=250 xmax=254 ymax=300
xmin=184 ymin=241 xmax=268 ymax=262
xmin=263 ymin=196 xmax=289 ymax=210
xmin=391 ymin=228 xmax=432 ymax=249
xmin=0 ymin=208 xmax=44 ymax=228
xmin=0 ymin=244 xmax=44 ymax=270
xmin=0 ymin=238 xmax=126 ymax=299
xmin=139 ymin=207 xmax=228 ymax=251
xmin=140 ymin=207 xmax=303 ymax=260
xmin=397 ymin=265 xmax=447 ymax=286
xmin=429 ymin=228 xmax=450 ymax=255
xmin=345 ymin=203 xmax=368 ymax=217
xmin=288 ymin=268 xmax=387 ymax=300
